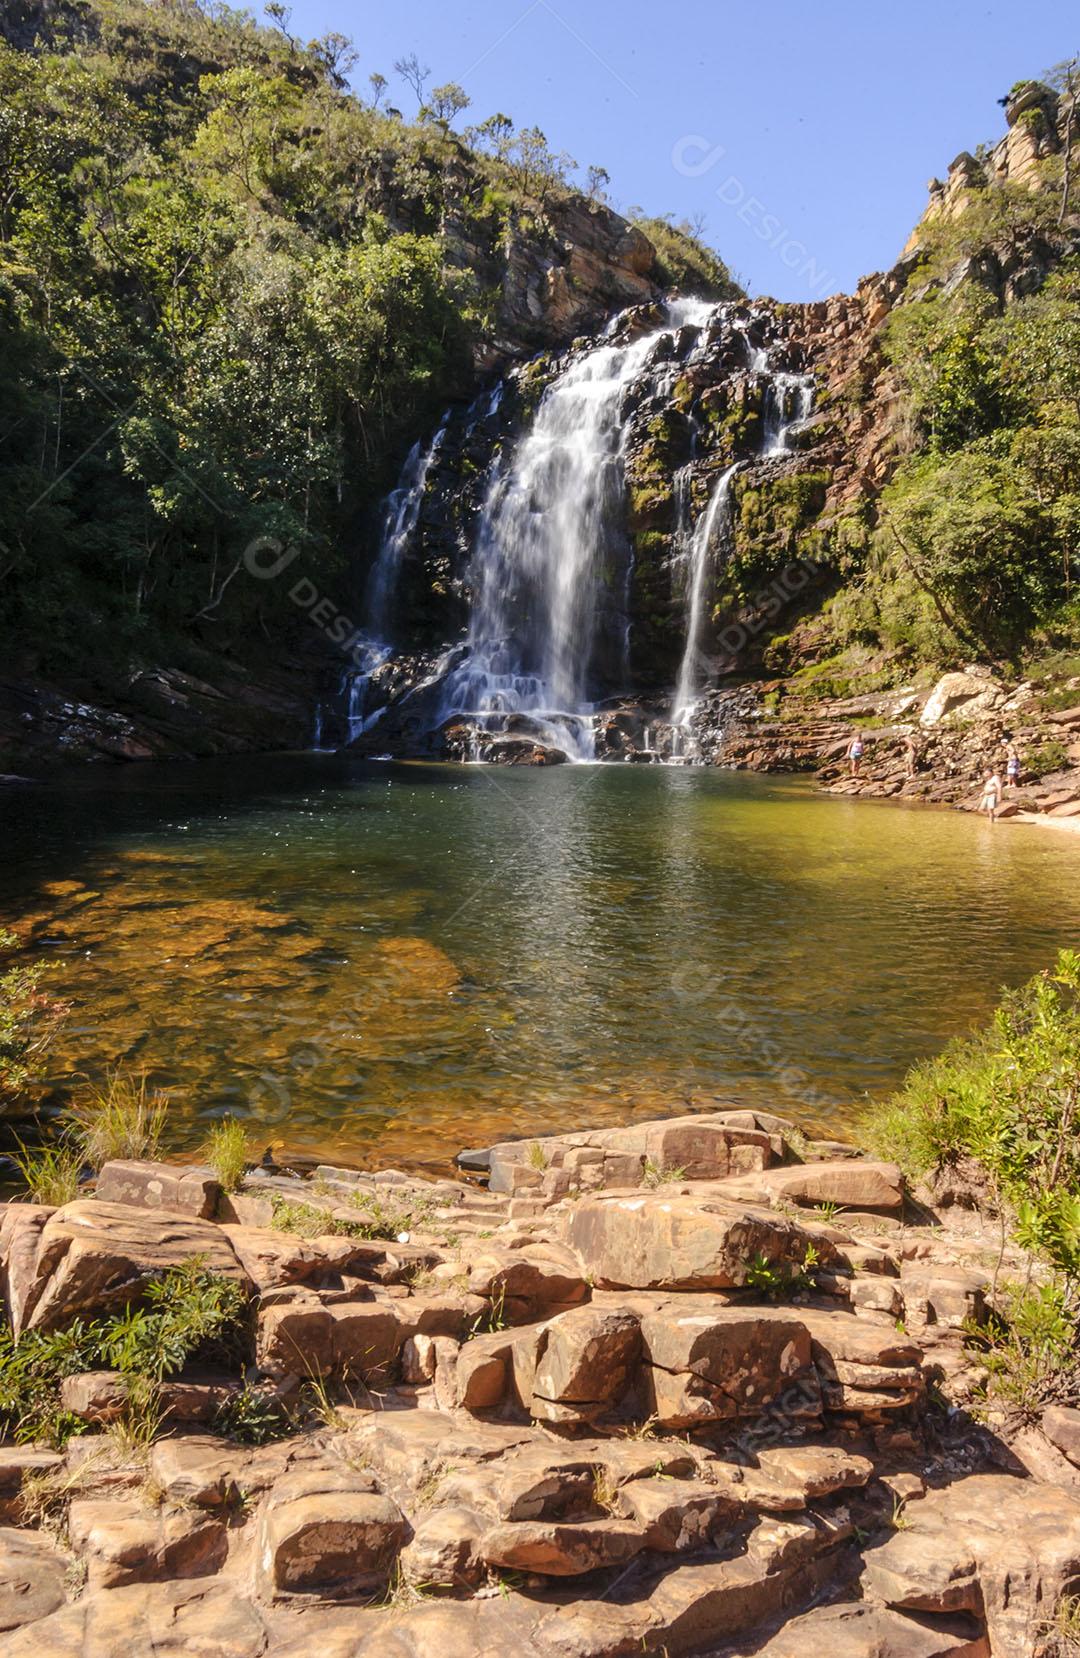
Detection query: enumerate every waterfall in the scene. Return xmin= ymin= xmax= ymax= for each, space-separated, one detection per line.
xmin=366 ymin=415 xmax=447 ymax=641
xmin=671 ymin=353 xmax=815 ymax=739
xmin=438 ymin=298 xmax=719 ymax=760
xmin=672 ymin=460 xmax=742 ymax=728
xmin=336 ymin=417 xmax=448 ymax=745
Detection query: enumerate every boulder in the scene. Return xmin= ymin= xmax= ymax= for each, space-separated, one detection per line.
xmin=640 ymin=1301 xmax=814 ymax=1427
xmin=256 ymin=1465 xmax=407 ymax=1599
xmin=1043 ymin=1403 xmax=1080 ymax=1467
xmin=0 ymin=1524 xmax=69 ymax=1632
xmin=66 ymin=1497 xmax=227 ymax=1589
xmin=399 ymin=1505 xmax=485 ymax=1589
xmin=863 ymin=1473 xmax=1080 ymax=1658
xmin=718 ymin=1158 xmax=904 ymax=1211
xmin=466 ymin=1243 xmax=589 ymax=1320
xmin=530 ymin=1307 xmax=641 ymax=1422
xmin=453 ymin=1330 xmax=515 ymax=1411
xmin=94 ymin=1161 xmax=220 ymax=1220
xmin=256 ymin=1296 xmax=410 ymax=1381
xmin=22 ymin=1202 xmax=246 ymax=1333
xmin=0 ymin=1203 xmax=55 ymax=1334
xmin=641 ymin=1117 xmax=773 ymax=1178
xmin=920 ymin=672 xmax=1004 ymax=729
xmin=148 ymin=1436 xmax=252 ymax=1509
xmin=478 ymin=1514 xmax=643 ymax=1576
xmin=563 ymin=1192 xmax=816 ymax=1290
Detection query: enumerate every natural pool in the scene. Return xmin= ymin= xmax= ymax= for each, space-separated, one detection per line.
xmin=3 ymin=755 xmax=1079 ymax=1172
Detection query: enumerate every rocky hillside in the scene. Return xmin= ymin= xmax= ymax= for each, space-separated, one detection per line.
xmin=0 ymin=0 xmax=734 ymax=768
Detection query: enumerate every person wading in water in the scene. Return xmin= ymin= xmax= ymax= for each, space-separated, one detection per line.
xmin=979 ymin=768 xmax=1003 ymax=824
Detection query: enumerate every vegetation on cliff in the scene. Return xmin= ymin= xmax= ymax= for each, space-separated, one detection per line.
xmin=828 ymin=75 xmax=1080 ymax=673
xmin=0 ymin=0 xmax=732 ymax=684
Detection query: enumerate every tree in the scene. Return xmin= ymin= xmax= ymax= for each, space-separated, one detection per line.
xmin=393 ymin=52 xmax=430 ymax=109
xmin=422 ymin=82 xmax=470 ymax=128
xmin=585 ymin=164 xmax=609 ymax=203
xmin=368 ymin=71 xmax=387 ymax=110
xmin=309 ymin=32 xmax=358 ymax=90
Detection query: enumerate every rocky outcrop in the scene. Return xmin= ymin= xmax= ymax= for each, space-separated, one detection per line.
xmin=0 ymin=1106 xmax=1076 ymax=1653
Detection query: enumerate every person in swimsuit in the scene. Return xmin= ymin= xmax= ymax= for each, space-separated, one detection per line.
xmin=1004 ymin=743 xmax=1021 ymax=788
xmin=847 ymin=732 xmax=865 ymax=776
xmin=979 ymin=769 xmax=1002 ymax=823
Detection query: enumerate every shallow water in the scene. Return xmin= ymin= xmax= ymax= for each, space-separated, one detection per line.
xmin=3 ymin=755 xmax=1079 ymax=1171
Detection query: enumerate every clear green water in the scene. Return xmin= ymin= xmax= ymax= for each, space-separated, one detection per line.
xmin=3 ymin=755 xmax=1079 ymax=1171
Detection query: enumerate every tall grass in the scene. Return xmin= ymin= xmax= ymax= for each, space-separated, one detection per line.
xmin=202 ymin=1117 xmax=249 ymax=1193
xmin=63 ymin=1069 xmax=168 ymax=1169
xmin=11 ymin=1142 xmax=82 ymax=1207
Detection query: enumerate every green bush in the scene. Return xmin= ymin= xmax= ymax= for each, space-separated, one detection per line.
xmin=0 ymin=1261 xmax=249 ymax=1446
xmin=865 ymin=950 xmax=1080 ymax=1273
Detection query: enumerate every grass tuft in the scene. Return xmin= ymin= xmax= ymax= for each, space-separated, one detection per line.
xmin=202 ymin=1117 xmax=249 ymax=1193
xmin=63 ymin=1068 xmax=168 ymax=1170
xmin=12 ymin=1140 xmax=82 ymax=1207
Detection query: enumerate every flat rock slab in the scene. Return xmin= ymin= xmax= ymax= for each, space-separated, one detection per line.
xmin=23 ymin=1202 xmax=247 ymax=1333
xmin=2 ymin=1578 xmax=269 ymax=1657
xmin=562 ymin=1192 xmax=815 ymax=1290
xmin=863 ymin=1473 xmax=1080 ymax=1658
xmin=67 ymin=1496 xmax=227 ymax=1589
xmin=717 ymin=1158 xmax=904 ymax=1211
xmin=744 ymin=1600 xmax=989 ymax=1657
xmin=257 ymin=1466 xmax=407 ymax=1600
xmin=94 ymin=1161 xmax=221 ymax=1220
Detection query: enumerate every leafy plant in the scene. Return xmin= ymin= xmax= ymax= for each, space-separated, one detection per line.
xmin=0 ymin=1261 xmax=248 ymax=1446
xmin=966 ymin=1278 xmax=1080 ymax=1423
xmin=212 ymin=1384 xmax=290 ymax=1445
xmin=866 ymin=951 xmax=1080 ymax=1276
xmin=643 ymin=1159 xmax=687 ymax=1187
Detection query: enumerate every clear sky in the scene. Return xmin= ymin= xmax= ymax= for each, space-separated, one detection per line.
xmin=278 ymin=0 xmax=1076 ymax=300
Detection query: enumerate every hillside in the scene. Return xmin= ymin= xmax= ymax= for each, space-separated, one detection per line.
xmin=0 ymin=0 xmax=735 ymax=762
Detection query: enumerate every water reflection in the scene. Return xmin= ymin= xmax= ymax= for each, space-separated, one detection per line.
xmin=2 ymin=755 xmax=1078 ymax=1171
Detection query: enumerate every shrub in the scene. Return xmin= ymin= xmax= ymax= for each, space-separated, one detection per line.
xmin=202 ymin=1117 xmax=249 ymax=1193
xmin=967 ymin=1278 xmax=1080 ymax=1423
xmin=864 ymin=950 xmax=1080 ymax=1273
xmin=0 ymin=1261 xmax=249 ymax=1446
xmin=63 ymin=1069 xmax=169 ymax=1170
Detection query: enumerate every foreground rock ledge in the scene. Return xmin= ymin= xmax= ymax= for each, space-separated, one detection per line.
xmin=0 ymin=1108 xmax=1072 ymax=1657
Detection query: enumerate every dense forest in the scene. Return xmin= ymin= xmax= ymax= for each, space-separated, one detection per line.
xmin=0 ymin=0 xmax=731 ymax=685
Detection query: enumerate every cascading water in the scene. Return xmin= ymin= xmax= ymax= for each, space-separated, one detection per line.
xmin=670 ymin=349 xmax=815 ymax=747
xmin=338 ymin=418 xmax=448 ymax=743
xmin=437 ymin=298 xmax=719 ymax=760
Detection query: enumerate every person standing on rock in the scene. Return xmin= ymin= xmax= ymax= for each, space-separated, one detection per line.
xmin=1004 ymin=742 xmax=1021 ymax=789
xmin=902 ymin=728 xmax=922 ymax=779
xmin=979 ymin=768 xmax=1002 ymax=824
xmin=847 ymin=732 xmax=865 ymax=776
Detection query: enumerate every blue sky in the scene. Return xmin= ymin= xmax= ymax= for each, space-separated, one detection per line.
xmin=279 ymin=0 xmax=1076 ymax=299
